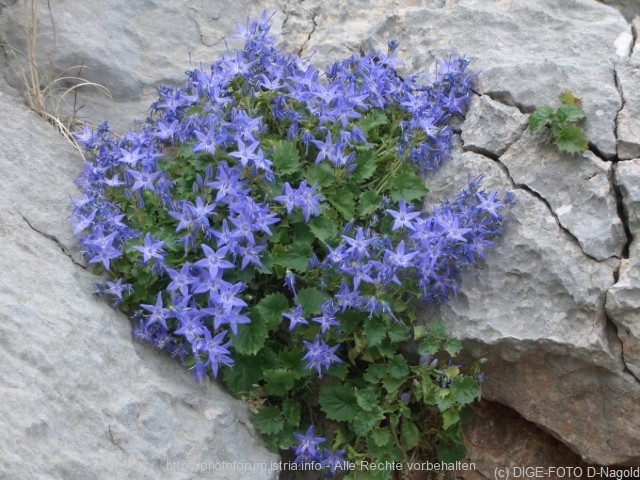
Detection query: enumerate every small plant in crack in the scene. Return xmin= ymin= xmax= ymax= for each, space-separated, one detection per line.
xmin=529 ymin=91 xmax=588 ymax=154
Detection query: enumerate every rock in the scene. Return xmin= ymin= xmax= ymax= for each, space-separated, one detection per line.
xmin=614 ymin=159 xmax=640 ymax=234
xmin=615 ymin=63 xmax=640 ymax=160
xmin=424 ymin=147 xmax=640 ymax=465
xmin=463 ymin=401 xmax=592 ymax=478
xmin=0 ymin=0 xmax=285 ymax=133
xmin=597 ymin=0 xmax=640 ymax=22
xmin=500 ymin=128 xmax=626 ymax=261
xmin=0 ymin=91 xmax=278 ymax=479
xmin=606 ymin=160 xmax=640 ymax=379
xmin=461 ymin=94 xmax=528 ymax=157
xmin=632 ymin=18 xmax=640 ymax=64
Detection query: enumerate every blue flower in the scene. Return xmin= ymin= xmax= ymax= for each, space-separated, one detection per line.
xmin=282 ymin=305 xmax=308 ymax=331
xmin=133 ymin=233 xmax=165 ymax=264
xmin=165 ymin=262 xmax=197 ymax=297
xmin=301 ymin=336 xmax=342 ymax=378
xmin=291 ymin=425 xmax=325 ymax=464
xmin=193 ymin=329 xmax=233 ymax=378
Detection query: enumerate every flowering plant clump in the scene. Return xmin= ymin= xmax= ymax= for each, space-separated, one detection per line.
xmin=72 ymin=12 xmax=511 ymax=478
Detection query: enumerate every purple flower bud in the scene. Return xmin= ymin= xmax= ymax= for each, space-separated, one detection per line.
xmin=284 ymin=269 xmax=297 ymax=297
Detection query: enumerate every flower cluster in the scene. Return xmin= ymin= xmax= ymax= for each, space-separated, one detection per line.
xmin=72 ymin=10 xmax=509 ymax=472
xmin=291 ymin=426 xmax=348 ymax=474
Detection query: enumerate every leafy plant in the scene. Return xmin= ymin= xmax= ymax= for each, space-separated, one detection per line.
xmin=71 ymin=12 xmax=511 ymax=479
xmin=0 ymin=0 xmax=111 ymax=153
xmin=528 ymin=91 xmax=587 ymax=154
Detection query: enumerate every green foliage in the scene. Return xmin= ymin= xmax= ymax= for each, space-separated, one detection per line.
xmin=529 ymin=91 xmax=588 ymax=154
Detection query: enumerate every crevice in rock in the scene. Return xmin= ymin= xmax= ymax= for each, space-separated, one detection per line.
xmin=613 ymin=64 xmax=625 ymax=149
xmin=297 ymin=12 xmax=317 ymax=57
xmin=612 ymin=164 xmax=632 ymax=260
xmin=281 ymin=0 xmax=291 ymax=30
xmin=483 ymin=91 xmax=531 ymax=115
xmin=461 ymin=143 xmax=604 ymax=263
xmin=631 ymin=19 xmax=638 ymax=57
xmin=19 ymin=212 xmax=86 ymax=269
xmin=603 ymin=310 xmax=640 ymax=384
xmin=589 ymin=142 xmax=616 ymax=163
xmin=108 ymin=425 xmax=126 ymax=453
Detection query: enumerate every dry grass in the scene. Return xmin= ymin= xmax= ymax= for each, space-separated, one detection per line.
xmin=0 ymin=0 xmax=111 ymax=154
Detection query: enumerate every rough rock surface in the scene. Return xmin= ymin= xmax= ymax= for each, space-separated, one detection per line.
xmin=461 ymin=95 xmax=528 ymax=157
xmin=607 ymin=160 xmax=640 ymax=380
xmin=0 ymin=91 xmax=278 ymax=479
xmin=2 ymin=0 xmax=640 ymax=470
xmin=598 ymin=0 xmax=640 ymax=22
xmin=462 ymin=401 xmax=592 ymax=479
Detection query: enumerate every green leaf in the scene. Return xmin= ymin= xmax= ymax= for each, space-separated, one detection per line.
xmin=430 ymin=321 xmax=447 ymax=338
xmin=445 ymin=365 xmax=460 ymax=380
xmin=376 ymin=338 xmax=396 ymax=358
xmin=559 ymin=90 xmax=581 ymax=107
xmin=555 ymin=124 xmax=588 ymax=154
xmin=353 ymin=406 xmax=384 ymax=437
xmin=555 ymin=105 xmax=585 ymax=125
xmin=272 ymin=141 xmax=301 ymax=175
xmin=382 ymin=375 xmax=405 ymax=394
xmin=309 ymin=215 xmax=339 ymax=244
xmin=255 ymin=293 xmax=289 ymax=331
xmin=437 ymin=442 xmax=467 ymax=463
xmin=363 ymin=317 xmax=387 ymax=347
xmin=358 ymin=190 xmax=382 ymax=218
xmin=364 ymin=364 xmax=387 ymax=384
xmin=413 ymin=325 xmax=428 ymax=341
xmin=264 ymin=424 xmax=296 ymax=451
xmin=450 ymin=376 xmax=481 ymax=404
xmin=352 ymin=150 xmax=377 ymax=183
xmin=252 ymin=406 xmax=284 ymax=435
xmin=387 ymin=355 xmax=409 ymax=379
xmin=319 ymin=384 xmax=358 ymax=421
xmin=387 ymin=322 xmax=410 ymax=343
xmin=271 ymin=242 xmax=313 ymax=271
xmin=389 ymin=170 xmax=429 ymax=202
xmin=329 ymin=190 xmax=356 ymax=219
xmin=401 ymin=420 xmax=420 ymax=449
xmin=442 ymin=409 xmax=461 ymax=430
xmin=355 ymin=388 xmax=380 ymax=412
xmin=263 ymin=369 xmax=297 ymax=396
xmin=435 ymin=389 xmax=455 ymax=412
xmin=528 ymin=106 xmax=554 ymax=132
xmin=371 ymin=427 xmax=391 ymax=447
xmin=327 ymin=362 xmax=349 ymax=380
xmin=282 ymin=399 xmax=301 ymax=427
xmin=358 ymin=110 xmax=388 ymax=133
xmin=443 ymin=337 xmax=462 ymax=357
xmin=295 ymin=287 xmax=329 ymax=316
xmin=306 ymin=162 xmax=336 ymax=187
xmin=338 ymin=310 xmax=363 ymax=335
xmin=222 ymin=354 xmax=263 ymax=394
xmin=231 ymin=314 xmax=267 ymax=355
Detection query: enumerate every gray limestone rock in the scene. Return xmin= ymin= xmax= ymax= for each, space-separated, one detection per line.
xmin=0 ymin=0 xmax=285 ymax=133
xmin=424 ymin=148 xmax=640 ymax=464
xmin=598 ymin=0 xmax=640 ymax=22
xmin=0 ymin=89 xmax=278 ymax=480
xmin=606 ymin=160 xmax=640 ymax=379
xmin=500 ymin=129 xmax=626 ymax=261
xmin=461 ymin=95 xmax=528 ymax=157
xmin=615 ymin=62 xmax=640 ymax=160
